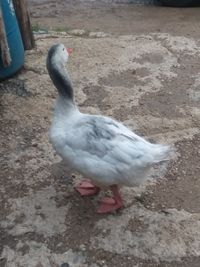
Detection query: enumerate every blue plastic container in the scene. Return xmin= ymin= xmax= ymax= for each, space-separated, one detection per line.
xmin=0 ymin=0 xmax=24 ymax=80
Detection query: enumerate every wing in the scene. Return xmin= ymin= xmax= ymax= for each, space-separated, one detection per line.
xmin=65 ymin=114 xmax=148 ymax=161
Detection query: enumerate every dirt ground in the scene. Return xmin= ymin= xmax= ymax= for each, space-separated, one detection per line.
xmin=0 ymin=1 xmax=200 ymax=266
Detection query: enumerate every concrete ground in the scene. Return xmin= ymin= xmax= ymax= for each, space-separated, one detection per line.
xmin=0 ymin=1 xmax=200 ymax=266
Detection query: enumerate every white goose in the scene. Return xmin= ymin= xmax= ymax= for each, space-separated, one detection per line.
xmin=47 ymin=43 xmax=172 ymax=214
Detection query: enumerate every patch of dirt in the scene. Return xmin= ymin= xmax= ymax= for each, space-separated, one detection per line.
xmin=135 ymin=55 xmax=200 ymax=119
xmin=99 ymin=68 xmax=149 ymax=88
xmin=0 ymin=79 xmax=30 ymax=98
xmin=82 ymin=85 xmax=108 ymax=109
xmin=28 ymin=1 xmax=200 ymax=38
xmin=128 ymin=217 xmax=149 ymax=232
xmin=135 ymin=52 xmax=164 ymax=65
xmin=140 ymin=134 xmax=200 ymax=213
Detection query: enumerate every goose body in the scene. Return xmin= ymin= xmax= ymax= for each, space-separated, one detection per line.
xmin=47 ymin=43 xmax=172 ymax=213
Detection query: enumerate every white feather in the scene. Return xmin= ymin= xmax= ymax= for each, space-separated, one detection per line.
xmin=50 ymin=97 xmax=172 ymax=187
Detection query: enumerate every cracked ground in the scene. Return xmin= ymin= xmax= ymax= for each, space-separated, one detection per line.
xmin=0 ymin=1 xmax=200 ymax=266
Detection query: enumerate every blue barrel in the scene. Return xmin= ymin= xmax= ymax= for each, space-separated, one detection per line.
xmin=0 ymin=0 xmax=24 ymax=80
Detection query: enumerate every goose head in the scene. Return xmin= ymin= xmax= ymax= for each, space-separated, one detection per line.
xmin=47 ymin=43 xmax=72 ymax=67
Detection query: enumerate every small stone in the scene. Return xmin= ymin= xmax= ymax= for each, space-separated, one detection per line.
xmin=132 ymin=69 xmax=136 ymax=74
xmin=35 ymin=204 xmax=41 ymax=210
xmin=68 ymin=29 xmax=86 ymax=36
xmin=57 ymin=242 xmax=63 ymax=248
xmin=89 ymin=32 xmax=110 ymax=38
xmin=79 ymin=244 xmax=86 ymax=251
xmin=60 ymin=264 xmax=70 ymax=267
xmin=32 ymin=142 xmax=38 ymax=147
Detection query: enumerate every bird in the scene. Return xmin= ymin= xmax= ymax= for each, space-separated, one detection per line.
xmin=46 ymin=43 xmax=173 ymax=214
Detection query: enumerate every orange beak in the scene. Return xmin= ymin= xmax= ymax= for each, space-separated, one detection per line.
xmin=67 ymin=48 xmax=73 ymax=54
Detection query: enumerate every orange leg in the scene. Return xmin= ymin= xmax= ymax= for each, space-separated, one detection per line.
xmin=75 ymin=180 xmax=100 ymax=196
xmin=97 ymin=185 xmax=124 ymax=213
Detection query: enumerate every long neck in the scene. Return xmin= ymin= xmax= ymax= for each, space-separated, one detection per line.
xmin=47 ymin=58 xmax=74 ymax=102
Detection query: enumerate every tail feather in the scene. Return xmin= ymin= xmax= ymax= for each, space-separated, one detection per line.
xmin=150 ymin=144 xmax=174 ymax=163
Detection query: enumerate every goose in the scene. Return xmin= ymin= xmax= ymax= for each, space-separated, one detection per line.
xmin=46 ymin=43 xmax=173 ymax=214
